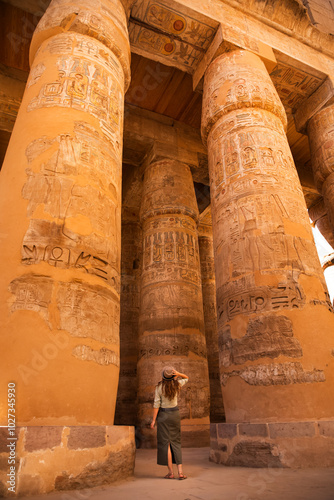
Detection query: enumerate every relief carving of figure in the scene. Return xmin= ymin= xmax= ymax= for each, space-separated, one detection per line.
xmin=67 ymin=65 xmax=88 ymax=99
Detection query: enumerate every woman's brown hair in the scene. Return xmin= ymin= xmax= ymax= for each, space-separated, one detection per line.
xmin=158 ymin=379 xmax=180 ymax=401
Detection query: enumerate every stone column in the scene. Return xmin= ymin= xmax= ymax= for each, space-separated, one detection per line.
xmin=201 ymin=50 xmax=334 ymax=428
xmin=0 ymin=1 xmax=135 ymax=494
xmin=308 ymin=104 xmax=334 ymax=239
xmin=294 ymin=77 xmax=334 ymax=241
xmin=198 ymin=219 xmax=225 ymax=423
xmin=138 ymin=158 xmax=210 ymax=448
xmin=115 ymin=218 xmax=142 ymax=426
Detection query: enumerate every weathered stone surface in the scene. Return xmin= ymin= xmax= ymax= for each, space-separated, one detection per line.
xmin=198 ymin=227 xmax=225 ymax=423
xmin=217 ymin=423 xmax=237 ymax=439
xmin=115 ymin=220 xmax=141 ymax=426
xmin=138 ymin=333 xmax=208 ymax=359
xmin=106 ymin=426 xmax=132 ymax=446
xmin=72 ymin=345 xmax=119 ymax=367
xmin=302 ymin=0 xmax=334 ymax=35
xmin=221 ymin=362 xmax=325 ymax=386
xmin=295 ymin=77 xmax=334 ymax=133
xmin=201 ymin=48 xmax=334 ymax=423
xmin=318 ymin=421 xmax=334 ymax=437
xmin=55 ymin=445 xmax=135 ymax=490
xmin=210 ymin=424 xmax=218 ymax=439
xmin=2 ymin=0 xmax=334 ymax=489
xmin=0 ymin=0 xmax=131 ymax=430
xmin=0 ymin=428 xmax=20 ymax=453
xmin=67 ymin=427 xmax=106 ymax=450
xmin=239 ymin=423 xmax=268 ymax=437
xmin=25 ymin=427 xmax=63 ymax=452
xmin=211 ymin=438 xmax=219 ymax=450
xmin=8 ymin=275 xmax=53 ymax=327
xmin=226 ymin=441 xmax=283 ymax=468
xmin=220 ymin=315 xmax=302 ymax=367
xmin=17 ymin=475 xmax=42 ymax=497
xmin=31 ymin=0 xmax=131 ymax=88
xmin=269 ymin=422 xmax=316 ymax=438
xmin=308 ymin=104 xmax=334 ymax=238
xmin=57 ymin=281 xmax=120 ymax=346
xmin=137 ymin=158 xmax=210 ymax=443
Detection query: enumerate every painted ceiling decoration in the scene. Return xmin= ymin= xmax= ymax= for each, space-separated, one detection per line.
xmin=129 ymin=0 xmax=219 ymax=72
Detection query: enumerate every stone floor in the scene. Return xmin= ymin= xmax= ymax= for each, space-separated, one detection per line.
xmin=21 ymin=448 xmax=334 ymax=500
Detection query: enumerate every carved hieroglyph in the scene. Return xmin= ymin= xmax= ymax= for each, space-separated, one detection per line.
xmin=0 ymin=0 xmax=130 ymax=426
xmin=201 ymin=50 xmax=334 ymax=423
xmin=308 ymin=104 xmax=334 ymax=240
xmin=198 ymin=223 xmax=225 ymax=423
xmin=138 ymin=159 xmax=210 ymax=444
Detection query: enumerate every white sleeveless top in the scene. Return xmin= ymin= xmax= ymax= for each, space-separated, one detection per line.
xmin=153 ymin=378 xmax=188 ymax=409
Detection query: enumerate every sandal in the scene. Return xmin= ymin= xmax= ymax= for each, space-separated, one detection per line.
xmin=178 ymin=474 xmax=187 ymax=480
xmin=164 ymin=473 xmax=174 ymax=479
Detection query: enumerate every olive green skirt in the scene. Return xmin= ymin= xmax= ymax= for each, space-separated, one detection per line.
xmin=157 ymin=408 xmax=182 ymax=466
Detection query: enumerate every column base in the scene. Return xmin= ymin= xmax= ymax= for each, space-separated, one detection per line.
xmin=210 ymin=420 xmax=334 ymax=467
xmin=0 ymin=425 xmax=135 ymax=497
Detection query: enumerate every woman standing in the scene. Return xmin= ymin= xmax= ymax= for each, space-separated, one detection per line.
xmin=150 ymin=366 xmax=188 ymax=480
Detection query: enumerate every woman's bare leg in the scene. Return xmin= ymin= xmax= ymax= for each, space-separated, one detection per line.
xmin=167 ymin=445 xmax=174 ymax=476
xmin=177 ymin=463 xmax=187 ymax=479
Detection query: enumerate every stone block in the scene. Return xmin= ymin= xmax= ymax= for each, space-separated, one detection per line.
xmin=106 ymin=426 xmax=131 ymax=446
xmin=17 ymin=474 xmax=42 ymax=496
xmin=0 ymin=427 xmax=20 ymax=453
xmin=210 ymin=424 xmax=217 ymax=439
xmin=239 ymin=423 xmax=268 ymax=437
xmin=217 ymin=423 xmax=237 ymax=439
xmin=25 ymin=426 xmax=63 ymax=452
xmin=269 ymin=422 xmax=316 ymax=439
xmin=211 ymin=438 xmax=219 ymax=450
xmin=226 ymin=441 xmax=283 ymax=468
xmin=67 ymin=426 xmax=106 ymax=450
xmin=55 ymin=446 xmax=135 ymax=490
xmin=318 ymin=421 xmax=334 ymax=437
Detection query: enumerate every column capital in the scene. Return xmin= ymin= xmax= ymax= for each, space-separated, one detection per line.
xmin=141 ymin=141 xmax=195 ymax=174
xmin=193 ymin=24 xmax=277 ymax=92
xmin=201 ymin=49 xmax=286 ymax=145
xmin=140 ymin=154 xmax=199 ymax=223
xmin=30 ymin=0 xmax=131 ymax=90
xmin=294 ymin=76 xmax=334 ymax=134
xmin=323 ymin=253 xmax=334 ymax=271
